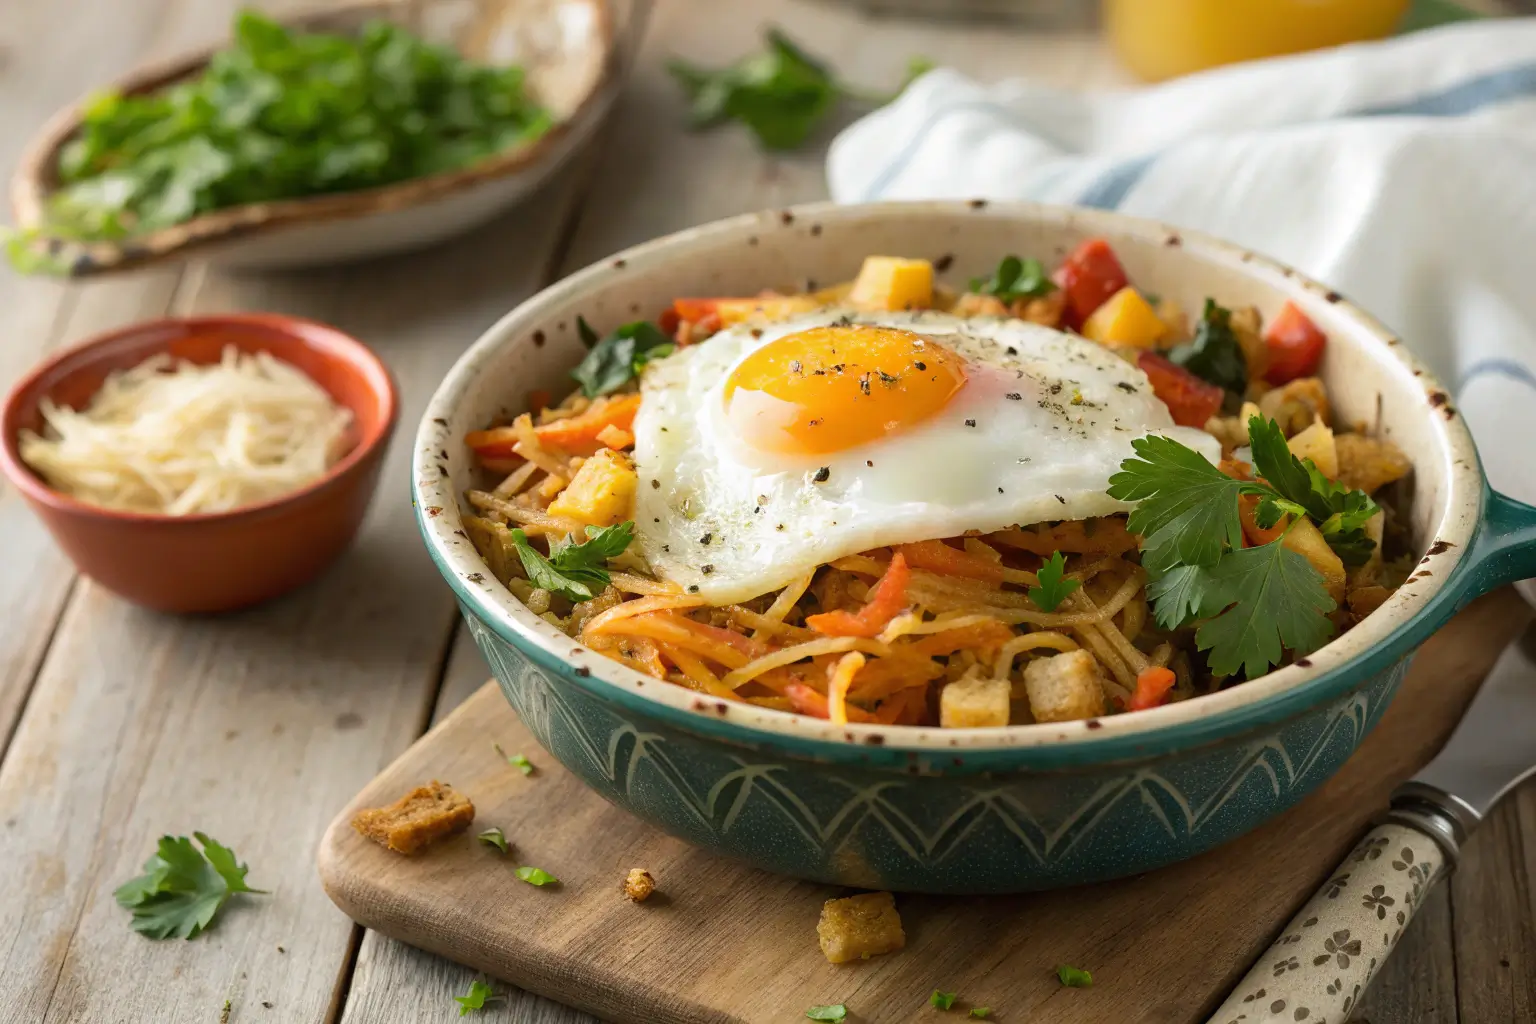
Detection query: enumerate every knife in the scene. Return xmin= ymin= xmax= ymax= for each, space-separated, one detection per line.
xmin=1207 ymin=623 xmax=1536 ymax=1024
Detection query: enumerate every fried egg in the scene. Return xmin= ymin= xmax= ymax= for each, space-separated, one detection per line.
xmin=632 ymin=310 xmax=1220 ymax=603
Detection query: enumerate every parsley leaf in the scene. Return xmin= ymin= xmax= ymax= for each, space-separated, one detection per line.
xmin=1168 ymin=299 xmax=1247 ymax=396
xmin=1144 ymin=563 xmax=1217 ymax=630
xmin=969 ymin=1010 xmax=991 ymax=1020
xmin=1107 ymin=432 xmax=1253 ymax=573
xmin=1247 ymin=415 xmax=1380 ymax=565
xmin=1195 ymin=539 xmax=1337 ymax=678
xmin=477 ymin=828 xmax=510 ymax=854
xmin=509 ymin=521 xmax=635 ymax=601
xmin=16 ymin=11 xmax=551 ymax=267
xmin=1028 ymin=551 xmax=1081 ymax=612
xmin=570 ymin=318 xmax=674 ymax=398
xmin=516 ymin=865 xmax=558 ymax=886
xmin=1057 ymin=965 xmax=1093 ymax=988
xmin=669 ymin=30 xmax=926 ymax=150
xmin=806 ymin=1006 xmax=848 ymax=1022
xmin=494 ymin=743 xmax=536 ymax=775
xmin=454 ymin=980 xmax=501 ymax=1015
xmin=968 ymin=255 xmax=1054 ymax=303
xmin=114 ymin=833 xmax=265 ymax=940
xmin=930 ymin=990 xmax=958 ymax=1010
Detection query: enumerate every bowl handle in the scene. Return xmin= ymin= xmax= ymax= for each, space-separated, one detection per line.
xmin=1457 ymin=488 xmax=1536 ymax=600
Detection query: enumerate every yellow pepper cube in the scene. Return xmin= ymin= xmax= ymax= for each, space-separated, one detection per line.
xmin=547 ymin=448 xmax=637 ymax=528
xmin=1081 ymin=286 xmax=1170 ymax=348
xmin=848 ymin=256 xmax=934 ymax=311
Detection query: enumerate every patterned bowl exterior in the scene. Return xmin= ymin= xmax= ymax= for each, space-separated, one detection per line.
xmin=465 ymin=607 xmax=1409 ymax=893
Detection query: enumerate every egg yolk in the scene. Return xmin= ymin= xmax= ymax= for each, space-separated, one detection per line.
xmin=722 ymin=324 xmax=967 ymax=456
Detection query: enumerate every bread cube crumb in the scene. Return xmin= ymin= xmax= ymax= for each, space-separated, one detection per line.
xmin=817 ymin=891 xmax=905 ymax=964
xmin=1023 ymin=650 xmax=1107 ymax=724
xmin=623 ymin=868 xmax=656 ymax=903
xmin=940 ymin=669 xmax=1011 ymax=728
xmin=352 ymin=781 xmax=474 ymax=855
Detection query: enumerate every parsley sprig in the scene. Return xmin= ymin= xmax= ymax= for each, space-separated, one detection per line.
xmin=669 ymin=30 xmax=929 ymax=150
xmin=454 ymin=979 xmax=501 ymax=1015
xmin=509 ymin=521 xmax=635 ymax=601
xmin=1108 ymin=415 xmax=1380 ymax=678
xmin=572 ymin=317 xmax=674 ymax=398
xmin=114 ymin=833 xmax=265 ymax=940
xmin=968 ymin=255 xmax=1054 ymax=304
xmin=1028 ymin=551 xmax=1080 ymax=612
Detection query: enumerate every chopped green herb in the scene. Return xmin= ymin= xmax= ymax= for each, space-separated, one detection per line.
xmin=14 ymin=10 xmax=552 ymax=270
xmin=1246 ymin=416 xmax=1380 ymax=566
xmin=1168 ymin=299 xmax=1247 ymax=396
xmin=930 ymin=989 xmax=958 ymax=1010
xmin=1108 ymin=432 xmax=1253 ymax=574
xmin=493 ymin=742 xmax=536 ymax=775
xmin=508 ymin=521 xmax=635 ymax=601
xmin=515 ymin=865 xmax=558 ymax=886
xmin=1028 ymin=550 xmax=1081 ymax=612
xmin=570 ymin=317 xmax=674 ymax=398
xmin=1057 ymin=965 xmax=1093 ymax=988
xmin=477 ymin=828 xmax=510 ymax=854
xmin=969 ymin=1009 xmax=991 ymax=1020
xmin=805 ymin=1005 xmax=848 ymax=1022
xmin=668 ymin=29 xmax=926 ymax=150
xmin=454 ymin=979 xmax=501 ymax=1015
xmin=114 ymin=833 xmax=266 ymax=940
xmin=968 ymin=255 xmax=1054 ymax=303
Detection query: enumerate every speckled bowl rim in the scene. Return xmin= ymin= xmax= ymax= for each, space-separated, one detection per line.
xmin=415 ymin=199 xmax=1489 ymax=762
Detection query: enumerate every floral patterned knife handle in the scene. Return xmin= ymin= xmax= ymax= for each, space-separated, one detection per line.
xmin=1206 ymin=820 xmax=1449 ymax=1024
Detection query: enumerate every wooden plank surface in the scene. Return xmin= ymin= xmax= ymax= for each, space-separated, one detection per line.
xmin=319 ymin=593 xmax=1530 ymax=1024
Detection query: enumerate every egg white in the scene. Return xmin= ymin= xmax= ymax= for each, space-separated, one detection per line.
xmin=631 ymin=310 xmax=1221 ymax=604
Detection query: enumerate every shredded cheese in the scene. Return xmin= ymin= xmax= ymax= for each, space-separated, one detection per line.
xmin=19 ymin=345 xmax=352 ymax=515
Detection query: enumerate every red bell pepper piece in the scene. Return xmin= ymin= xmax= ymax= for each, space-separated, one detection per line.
xmin=1263 ymin=300 xmax=1327 ymax=384
xmin=1053 ymin=238 xmax=1129 ymax=328
xmin=1137 ymin=351 xmax=1224 ymax=428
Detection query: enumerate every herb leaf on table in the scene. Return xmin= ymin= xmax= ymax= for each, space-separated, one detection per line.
xmin=114 ymin=832 xmax=265 ymax=940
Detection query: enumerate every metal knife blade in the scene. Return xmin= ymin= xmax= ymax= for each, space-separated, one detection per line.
xmin=1395 ymin=621 xmax=1536 ymax=840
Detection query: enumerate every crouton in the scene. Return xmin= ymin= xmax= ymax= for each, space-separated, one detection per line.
xmin=940 ymin=668 xmax=1011 ymax=728
xmin=1015 ymin=289 xmax=1067 ymax=328
xmin=952 ymin=293 xmax=1010 ymax=318
xmin=1287 ymin=418 xmax=1338 ymax=479
xmin=1335 ymin=433 xmax=1412 ymax=495
xmin=817 ymin=891 xmax=906 ymax=964
xmin=547 ymin=447 xmax=637 ymax=528
xmin=622 ymin=868 xmax=656 ymax=903
xmin=352 ymin=781 xmax=474 ymax=855
xmin=1023 ymin=650 xmax=1107 ymax=723
xmin=1258 ymin=378 xmax=1330 ymax=435
xmin=1230 ymin=305 xmax=1270 ymax=383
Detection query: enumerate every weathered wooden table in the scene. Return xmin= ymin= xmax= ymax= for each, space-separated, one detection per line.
xmin=1 ymin=2 xmax=1531 ymax=1022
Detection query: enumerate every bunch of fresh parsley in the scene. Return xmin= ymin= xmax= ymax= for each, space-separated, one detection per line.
xmin=22 ymin=9 xmax=551 ymax=254
xmin=115 ymin=833 xmax=264 ymax=940
xmin=669 ymin=30 xmax=931 ymax=150
xmin=510 ymin=521 xmax=635 ymax=602
xmin=1108 ymin=415 xmax=1379 ymax=678
xmin=572 ymin=317 xmax=674 ymax=398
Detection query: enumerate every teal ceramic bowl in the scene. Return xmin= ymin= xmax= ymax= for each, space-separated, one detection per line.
xmin=414 ymin=201 xmax=1536 ymax=894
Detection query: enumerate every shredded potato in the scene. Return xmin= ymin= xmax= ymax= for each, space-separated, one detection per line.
xmin=20 ymin=346 xmax=351 ymax=515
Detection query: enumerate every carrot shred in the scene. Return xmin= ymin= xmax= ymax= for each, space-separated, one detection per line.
xmin=595 ymin=424 xmax=635 ymax=449
xmin=896 ymin=540 xmax=1006 ymax=585
xmin=909 ymin=621 xmax=1015 ymax=657
xmin=785 ymin=682 xmax=873 ymax=722
xmin=659 ymin=613 xmax=770 ymax=658
xmin=826 ymin=652 xmax=866 ymax=726
xmin=806 ymin=553 xmax=911 ymax=637
xmin=533 ymin=393 xmax=642 ymax=455
xmin=1130 ymin=666 xmax=1178 ymax=711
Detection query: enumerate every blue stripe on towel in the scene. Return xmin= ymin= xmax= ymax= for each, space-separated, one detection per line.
xmin=854 ymin=59 xmax=1536 ymax=206
xmin=1460 ymin=357 xmax=1536 ymax=393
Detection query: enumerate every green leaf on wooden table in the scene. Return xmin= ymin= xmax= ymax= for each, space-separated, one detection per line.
xmin=668 ymin=29 xmax=928 ymax=150
xmin=1056 ymin=964 xmax=1093 ymax=988
xmin=930 ymin=989 xmax=958 ymax=1010
xmin=515 ymin=865 xmax=558 ymax=886
xmin=969 ymin=1010 xmax=991 ymax=1020
xmin=494 ymin=742 xmax=536 ymax=775
xmin=454 ymin=979 xmax=502 ymax=1015
xmin=114 ymin=832 xmax=265 ymax=940
xmin=477 ymin=827 xmax=510 ymax=854
xmin=805 ymin=1006 xmax=848 ymax=1022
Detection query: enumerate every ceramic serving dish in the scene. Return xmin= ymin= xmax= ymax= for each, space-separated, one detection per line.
xmin=10 ymin=0 xmax=622 ymax=275
xmin=413 ymin=200 xmax=1536 ymax=894
xmin=1 ymin=314 xmax=398 ymax=613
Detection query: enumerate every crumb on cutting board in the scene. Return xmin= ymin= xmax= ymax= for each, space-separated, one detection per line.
xmin=817 ymin=891 xmax=905 ymax=963
xmin=623 ymin=868 xmax=655 ymax=902
xmin=352 ymin=780 xmax=474 ymax=854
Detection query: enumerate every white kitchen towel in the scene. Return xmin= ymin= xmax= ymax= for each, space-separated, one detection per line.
xmin=828 ymin=19 xmax=1536 ymax=514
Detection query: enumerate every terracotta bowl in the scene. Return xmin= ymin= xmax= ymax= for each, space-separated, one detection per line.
xmin=413 ymin=200 xmax=1536 ymax=894
xmin=0 ymin=315 xmax=398 ymax=613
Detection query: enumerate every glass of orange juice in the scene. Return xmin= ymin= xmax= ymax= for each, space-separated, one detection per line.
xmin=1103 ymin=0 xmax=1411 ymax=81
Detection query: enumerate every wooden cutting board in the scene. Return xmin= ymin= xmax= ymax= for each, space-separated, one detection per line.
xmin=318 ymin=591 xmax=1529 ymax=1024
